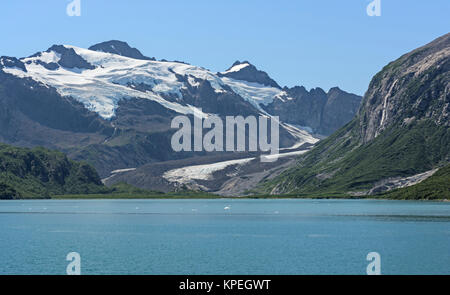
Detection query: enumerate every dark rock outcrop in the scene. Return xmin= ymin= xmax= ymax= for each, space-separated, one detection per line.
xmin=89 ymin=40 xmax=156 ymax=60
xmin=47 ymin=45 xmax=96 ymax=70
xmin=0 ymin=56 xmax=27 ymax=72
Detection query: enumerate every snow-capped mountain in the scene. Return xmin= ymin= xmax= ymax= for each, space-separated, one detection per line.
xmin=3 ymin=44 xmax=222 ymax=119
xmin=2 ymin=43 xmax=303 ymax=125
xmin=0 ymin=40 xmax=361 ymax=177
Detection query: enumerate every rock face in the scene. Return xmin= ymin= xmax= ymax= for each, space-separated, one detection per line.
xmin=47 ymin=45 xmax=96 ymax=70
xmin=218 ymin=61 xmax=281 ymax=88
xmin=89 ymin=40 xmax=155 ymax=60
xmin=261 ymin=33 xmax=450 ymax=196
xmin=263 ymin=86 xmax=362 ymax=135
xmin=359 ymin=33 xmax=450 ymax=142
xmin=218 ymin=61 xmax=363 ymax=136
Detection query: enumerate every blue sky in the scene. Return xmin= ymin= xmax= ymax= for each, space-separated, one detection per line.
xmin=1 ymin=0 xmax=448 ymax=95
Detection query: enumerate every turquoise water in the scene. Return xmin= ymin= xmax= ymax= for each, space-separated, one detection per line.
xmin=0 ymin=199 xmax=449 ymax=275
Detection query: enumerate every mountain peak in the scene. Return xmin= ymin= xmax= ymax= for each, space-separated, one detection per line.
xmin=223 ymin=60 xmax=252 ymax=73
xmin=40 ymin=45 xmax=96 ymax=70
xmin=218 ymin=60 xmax=280 ymax=88
xmin=88 ymin=40 xmax=155 ymax=61
xmin=328 ymin=86 xmax=341 ymax=93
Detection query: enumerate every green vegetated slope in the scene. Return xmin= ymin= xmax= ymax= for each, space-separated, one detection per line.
xmin=0 ymin=144 xmax=220 ymax=199
xmin=0 ymin=143 xmax=108 ymax=199
xmin=261 ymin=120 xmax=449 ymax=195
xmin=260 ymin=33 xmax=450 ymax=198
xmin=381 ymin=164 xmax=450 ymax=200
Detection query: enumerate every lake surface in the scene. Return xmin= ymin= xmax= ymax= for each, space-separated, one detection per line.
xmin=0 ymin=199 xmax=449 ymax=275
